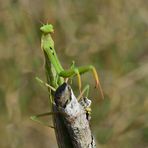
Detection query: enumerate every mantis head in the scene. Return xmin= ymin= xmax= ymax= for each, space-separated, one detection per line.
xmin=40 ymin=24 xmax=54 ymax=34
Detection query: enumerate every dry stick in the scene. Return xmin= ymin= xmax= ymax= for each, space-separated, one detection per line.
xmin=54 ymin=83 xmax=96 ymax=148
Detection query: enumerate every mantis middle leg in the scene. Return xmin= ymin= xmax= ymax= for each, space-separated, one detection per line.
xmin=59 ymin=65 xmax=104 ymax=99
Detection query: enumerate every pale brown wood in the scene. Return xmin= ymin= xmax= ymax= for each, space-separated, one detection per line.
xmin=54 ymin=83 xmax=96 ymax=148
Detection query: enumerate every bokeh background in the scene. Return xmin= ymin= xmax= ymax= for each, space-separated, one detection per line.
xmin=0 ymin=0 xmax=148 ymax=148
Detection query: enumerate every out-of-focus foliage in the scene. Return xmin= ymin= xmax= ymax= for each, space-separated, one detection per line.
xmin=0 ymin=0 xmax=148 ymax=148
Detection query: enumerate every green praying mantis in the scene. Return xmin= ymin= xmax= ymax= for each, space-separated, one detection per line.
xmin=40 ymin=24 xmax=104 ymax=99
xmin=31 ymin=23 xmax=104 ymax=147
xmin=32 ymin=23 xmax=105 ymax=123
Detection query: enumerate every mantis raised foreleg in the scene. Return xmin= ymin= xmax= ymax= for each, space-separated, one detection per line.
xmin=40 ymin=24 xmax=104 ymax=99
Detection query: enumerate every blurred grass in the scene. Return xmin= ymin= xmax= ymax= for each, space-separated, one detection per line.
xmin=0 ymin=0 xmax=148 ymax=148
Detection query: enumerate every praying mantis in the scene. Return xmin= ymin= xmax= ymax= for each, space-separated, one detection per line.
xmin=31 ymin=23 xmax=104 ymax=147
xmin=40 ymin=24 xmax=104 ymax=99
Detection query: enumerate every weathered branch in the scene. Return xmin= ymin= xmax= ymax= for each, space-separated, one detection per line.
xmin=54 ymin=83 xmax=96 ymax=148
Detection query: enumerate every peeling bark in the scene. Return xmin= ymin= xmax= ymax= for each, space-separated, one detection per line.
xmin=54 ymin=83 xmax=96 ymax=148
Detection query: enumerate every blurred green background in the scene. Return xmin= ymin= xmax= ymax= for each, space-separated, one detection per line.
xmin=0 ymin=0 xmax=148 ymax=148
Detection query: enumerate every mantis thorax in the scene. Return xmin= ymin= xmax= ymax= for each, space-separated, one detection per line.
xmin=41 ymin=34 xmax=54 ymax=51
